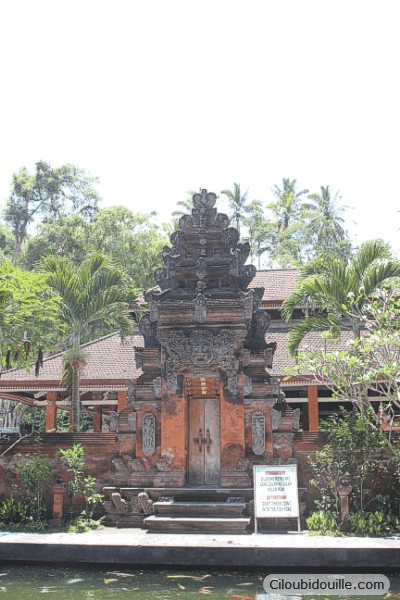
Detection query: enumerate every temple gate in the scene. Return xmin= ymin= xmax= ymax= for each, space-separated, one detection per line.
xmin=103 ymin=190 xmax=300 ymax=532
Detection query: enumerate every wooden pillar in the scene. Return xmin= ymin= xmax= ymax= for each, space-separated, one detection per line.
xmin=93 ymin=407 xmax=102 ymax=432
xmin=118 ymin=390 xmax=127 ymax=411
xmin=307 ymin=385 xmax=319 ymax=432
xmin=45 ymin=391 xmax=58 ymax=432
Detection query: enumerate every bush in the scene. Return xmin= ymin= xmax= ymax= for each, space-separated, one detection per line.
xmin=348 ymin=510 xmax=400 ymax=536
xmin=306 ymin=510 xmax=339 ymax=535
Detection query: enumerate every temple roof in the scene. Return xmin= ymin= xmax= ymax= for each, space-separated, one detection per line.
xmin=250 ymin=269 xmax=300 ymax=304
xmin=0 ymin=333 xmax=144 ymax=392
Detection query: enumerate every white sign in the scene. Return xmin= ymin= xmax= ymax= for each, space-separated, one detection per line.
xmin=254 ymin=464 xmax=299 ymax=519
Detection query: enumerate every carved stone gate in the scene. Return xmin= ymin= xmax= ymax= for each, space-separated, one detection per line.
xmin=105 ymin=190 xmax=300 ymax=530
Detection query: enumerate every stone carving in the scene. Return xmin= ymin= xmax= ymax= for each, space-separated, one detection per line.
xmin=142 ymin=413 xmax=156 ymax=456
xmin=109 ymin=411 xmax=118 ymax=432
xmin=243 ymin=349 xmax=251 ymax=366
xmin=264 ymin=344 xmax=277 ymax=368
xmin=154 ymin=267 xmax=171 ymax=291
xmin=235 ymin=458 xmax=250 ymax=471
xmin=243 ymin=374 xmax=252 ymax=396
xmin=155 ymin=459 xmax=170 ymax=472
xmin=153 ymin=376 xmax=162 ymax=398
xmin=165 ymin=329 xmax=239 ymax=393
xmin=245 ymin=309 xmax=271 ymax=350
xmin=194 ymin=293 xmax=207 ymax=323
xmin=137 ymin=492 xmax=154 ymax=514
xmin=241 ymin=290 xmax=254 ymax=321
xmin=103 ymin=492 xmax=129 ymax=515
xmin=138 ymin=313 xmax=158 ymax=348
xmin=292 ymin=408 xmax=300 ymax=430
xmin=238 ymin=264 xmax=257 ymax=289
xmin=104 ymin=491 xmax=154 ymax=516
xmin=112 ymin=458 xmax=128 ymax=473
xmin=247 ymin=499 xmax=254 ymax=515
xmin=196 ymin=257 xmax=206 ymax=280
xmin=226 ymin=497 xmax=245 ymax=503
xmin=127 ymin=458 xmax=146 ymax=471
xmin=158 ymin=496 xmax=175 ymax=503
xmin=272 ymin=408 xmax=282 ymax=430
xmin=127 ymin=412 xmax=137 ymax=431
xmin=148 ymin=299 xmax=159 ymax=322
xmin=252 ymin=411 xmax=266 ymax=455
xmin=126 ymin=378 xmax=136 ymax=404
xmin=222 ymin=226 xmax=239 ymax=249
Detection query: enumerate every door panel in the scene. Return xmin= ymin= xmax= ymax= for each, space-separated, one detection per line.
xmin=188 ymin=398 xmax=220 ymax=486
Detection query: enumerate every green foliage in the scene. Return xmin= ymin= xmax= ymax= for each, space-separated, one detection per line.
xmin=282 ymin=239 xmax=400 ymax=355
xmin=220 ymin=182 xmax=250 ymax=234
xmin=9 ymin=440 xmax=54 ymax=525
xmin=42 ymin=252 xmax=136 ymax=431
xmin=4 ymin=160 xmax=101 ymax=264
xmin=306 ymin=510 xmax=338 ymax=535
xmin=0 ymin=261 xmax=61 ymax=369
xmin=0 ymin=495 xmax=31 ymax=527
xmin=21 ymin=207 xmax=167 ymax=291
xmin=59 ymin=443 xmax=104 ymax=529
xmin=309 ymin=408 xmax=389 ymax=514
xmin=348 ymin=510 xmax=400 ymax=536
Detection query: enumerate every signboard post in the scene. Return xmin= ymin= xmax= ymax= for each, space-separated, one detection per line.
xmin=253 ymin=464 xmax=300 ymax=534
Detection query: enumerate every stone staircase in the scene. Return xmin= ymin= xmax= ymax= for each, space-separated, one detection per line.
xmin=144 ymin=495 xmax=252 ymax=534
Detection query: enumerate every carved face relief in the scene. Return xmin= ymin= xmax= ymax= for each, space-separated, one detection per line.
xmin=191 ymin=333 xmax=212 ymax=366
xmin=165 ymin=329 xmax=241 ymax=394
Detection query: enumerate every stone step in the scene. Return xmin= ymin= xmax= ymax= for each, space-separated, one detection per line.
xmin=154 ymin=501 xmax=246 ymax=517
xmin=144 ymin=515 xmax=251 ymax=534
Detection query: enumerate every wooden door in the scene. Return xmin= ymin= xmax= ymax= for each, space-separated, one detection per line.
xmin=188 ymin=397 xmax=220 ymax=486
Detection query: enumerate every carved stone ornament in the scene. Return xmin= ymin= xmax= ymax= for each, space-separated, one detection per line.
xmin=109 ymin=411 xmax=118 ymax=432
xmin=153 ymin=376 xmax=162 ymax=398
xmin=194 ymin=293 xmax=207 ymax=323
xmin=272 ymin=408 xmax=282 ymax=430
xmin=235 ymin=459 xmax=251 ymax=471
xmin=241 ymin=289 xmax=254 ymax=321
xmin=165 ymin=329 xmax=239 ymax=394
xmin=252 ymin=411 xmax=266 ymax=455
xmin=126 ymin=378 xmax=136 ymax=404
xmin=148 ymin=299 xmax=159 ymax=323
xmin=243 ymin=374 xmax=252 ymax=396
xmin=292 ymin=408 xmax=300 ymax=430
xmin=142 ymin=413 xmax=156 ymax=456
xmin=178 ymin=189 xmax=230 ymax=231
xmin=138 ymin=313 xmax=158 ymax=348
xmin=245 ymin=309 xmax=271 ymax=350
xmin=155 ymin=459 xmax=170 ymax=472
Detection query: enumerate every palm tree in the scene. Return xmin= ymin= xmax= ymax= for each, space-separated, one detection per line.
xmin=43 ymin=253 xmax=134 ymax=431
xmin=267 ymin=178 xmax=308 ymax=234
xmin=220 ymin=183 xmax=249 ymax=234
xmin=303 ymin=186 xmax=351 ymax=255
xmin=282 ymin=239 xmax=400 ymax=355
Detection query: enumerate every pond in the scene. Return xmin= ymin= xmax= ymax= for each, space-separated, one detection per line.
xmin=0 ymin=566 xmax=399 ymax=600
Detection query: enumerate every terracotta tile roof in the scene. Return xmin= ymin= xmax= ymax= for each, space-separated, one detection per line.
xmin=266 ymin=319 xmax=355 ymax=381
xmin=0 ymin=333 xmax=144 ymax=386
xmin=251 ymin=269 xmax=300 ymax=304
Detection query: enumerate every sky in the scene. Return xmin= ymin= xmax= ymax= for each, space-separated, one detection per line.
xmin=1 ymin=0 xmax=399 ymax=254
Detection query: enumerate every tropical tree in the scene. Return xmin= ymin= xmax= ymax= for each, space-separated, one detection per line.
xmin=0 ymin=261 xmax=60 ymax=372
xmin=267 ymin=178 xmax=308 ymax=234
xmin=303 ymin=186 xmax=352 ymax=257
xmin=42 ymin=253 xmax=135 ymax=432
xmin=220 ymin=182 xmax=249 ymax=234
xmin=21 ymin=207 xmax=166 ymax=290
xmin=4 ymin=161 xmax=100 ymax=264
xmin=282 ymin=239 xmax=400 ymax=355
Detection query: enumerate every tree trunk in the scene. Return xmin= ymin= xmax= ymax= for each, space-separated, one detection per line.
xmin=71 ymin=369 xmax=81 ymax=432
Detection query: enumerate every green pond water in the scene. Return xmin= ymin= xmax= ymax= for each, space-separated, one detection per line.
xmin=0 ymin=566 xmax=398 ymax=600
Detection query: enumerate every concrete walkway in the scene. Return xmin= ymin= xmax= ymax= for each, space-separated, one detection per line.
xmin=0 ymin=528 xmax=400 ymax=567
